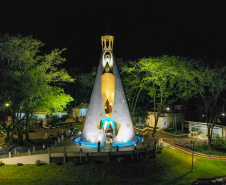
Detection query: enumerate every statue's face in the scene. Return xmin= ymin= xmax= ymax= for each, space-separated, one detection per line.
xmin=105 ymin=54 xmax=110 ymax=64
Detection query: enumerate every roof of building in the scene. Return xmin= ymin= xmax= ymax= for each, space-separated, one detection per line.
xmin=74 ymin=103 xmax=89 ymax=109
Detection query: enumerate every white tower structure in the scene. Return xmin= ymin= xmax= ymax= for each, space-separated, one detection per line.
xmin=80 ymin=35 xmax=137 ymax=146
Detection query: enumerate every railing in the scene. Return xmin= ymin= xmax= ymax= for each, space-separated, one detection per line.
xmin=0 ymin=146 xmax=48 ymax=159
xmin=0 ymin=136 xmax=156 ymax=159
xmin=173 ymin=138 xmax=226 ymax=160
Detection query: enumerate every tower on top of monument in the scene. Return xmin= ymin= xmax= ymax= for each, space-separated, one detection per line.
xmin=101 ymin=35 xmax=114 ymax=50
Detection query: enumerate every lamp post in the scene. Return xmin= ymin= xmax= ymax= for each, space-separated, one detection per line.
xmin=191 ymin=140 xmax=195 ymax=172
xmin=191 ymin=131 xmax=201 ymax=172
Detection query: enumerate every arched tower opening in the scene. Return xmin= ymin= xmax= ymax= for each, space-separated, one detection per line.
xmin=101 ymin=35 xmax=114 ymax=50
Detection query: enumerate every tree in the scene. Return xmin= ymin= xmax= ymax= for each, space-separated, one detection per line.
xmin=73 ymin=69 xmax=96 ymax=106
xmin=120 ymin=60 xmax=149 ymax=122
xmin=137 ymin=56 xmax=195 ymax=136
xmin=0 ymin=35 xmax=74 ymax=147
xmin=189 ymin=64 xmax=226 ymax=152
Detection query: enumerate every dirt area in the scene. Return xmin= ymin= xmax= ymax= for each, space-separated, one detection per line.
xmin=0 ymin=123 xmax=84 ymax=146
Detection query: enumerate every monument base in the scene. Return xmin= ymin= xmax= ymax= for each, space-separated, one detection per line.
xmin=73 ymin=136 xmax=142 ymax=148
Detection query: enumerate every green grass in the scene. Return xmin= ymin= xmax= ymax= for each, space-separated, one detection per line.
xmin=195 ymin=148 xmax=226 ymax=156
xmin=0 ymin=147 xmax=226 ymax=185
xmin=193 ymin=144 xmax=226 ymax=156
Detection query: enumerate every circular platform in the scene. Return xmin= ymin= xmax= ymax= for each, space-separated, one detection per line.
xmin=72 ymin=136 xmax=142 ymax=148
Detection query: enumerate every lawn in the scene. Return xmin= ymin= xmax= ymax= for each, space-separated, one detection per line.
xmin=195 ymin=147 xmax=226 ymax=156
xmin=0 ymin=147 xmax=226 ymax=185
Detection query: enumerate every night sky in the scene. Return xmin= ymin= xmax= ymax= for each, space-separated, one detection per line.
xmin=1 ymin=0 xmax=226 ymax=70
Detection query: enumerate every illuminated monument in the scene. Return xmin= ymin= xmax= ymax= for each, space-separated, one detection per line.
xmin=80 ymin=35 xmax=137 ymax=147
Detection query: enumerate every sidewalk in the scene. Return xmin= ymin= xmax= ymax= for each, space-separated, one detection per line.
xmin=135 ymin=126 xmax=226 ymax=160
xmin=158 ymin=136 xmax=226 ymax=160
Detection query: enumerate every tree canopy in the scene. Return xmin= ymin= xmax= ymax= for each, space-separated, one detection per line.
xmin=0 ymin=35 xmax=74 ymax=146
xmin=122 ymin=55 xmax=226 ymax=149
xmin=187 ymin=63 xmax=226 ymax=151
xmin=121 ymin=56 xmax=200 ymax=135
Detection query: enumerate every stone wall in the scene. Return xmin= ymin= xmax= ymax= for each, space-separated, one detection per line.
xmin=1 ymin=154 xmax=50 ymax=164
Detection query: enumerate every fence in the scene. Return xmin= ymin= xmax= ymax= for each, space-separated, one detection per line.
xmin=173 ymin=138 xmax=226 ymax=159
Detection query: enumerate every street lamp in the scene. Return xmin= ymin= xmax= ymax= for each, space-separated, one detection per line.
xmin=5 ymin=103 xmax=10 ymax=107
xmin=191 ymin=131 xmax=201 ymax=172
xmin=4 ymin=103 xmax=10 ymax=122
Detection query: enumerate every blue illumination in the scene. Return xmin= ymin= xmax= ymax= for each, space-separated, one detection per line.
xmin=113 ymin=136 xmax=142 ymax=147
xmin=72 ymin=137 xmax=104 ymax=147
xmin=73 ymin=136 xmax=141 ymax=148
xmin=101 ymin=116 xmax=116 ymax=130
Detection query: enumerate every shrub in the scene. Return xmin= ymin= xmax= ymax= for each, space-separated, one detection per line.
xmin=212 ymin=136 xmax=226 ymax=151
xmin=73 ymin=158 xmax=78 ymax=165
xmin=117 ymin=156 xmax=124 ymax=163
xmin=35 ymin=160 xmax=41 ymax=166
xmin=4 ymin=137 xmax=17 ymax=145
xmin=60 ymin=115 xmax=69 ymax=122
xmin=0 ymin=160 xmax=5 ymax=166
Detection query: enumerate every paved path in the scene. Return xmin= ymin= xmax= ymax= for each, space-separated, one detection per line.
xmin=134 ymin=126 xmax=226 ymax=160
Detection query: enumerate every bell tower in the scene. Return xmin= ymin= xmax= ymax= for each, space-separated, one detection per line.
xmin=101 ymin=35 xmax=114 ymax=50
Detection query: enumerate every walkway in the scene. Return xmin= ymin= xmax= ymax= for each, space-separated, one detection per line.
xmin=134 ymin=126 xmax=226 ymax=160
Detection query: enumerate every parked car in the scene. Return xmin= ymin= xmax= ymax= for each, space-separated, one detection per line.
xmin=68 ymin=128 xmax=79 ymax=135
xmin=77 ymin=121 xmax=83 ymax=125
xmin=48 ymin=134 xmax=54 ymax=139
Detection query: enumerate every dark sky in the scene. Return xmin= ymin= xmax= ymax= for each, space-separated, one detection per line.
xmin=1 ymin=0 xmax=226 ymax=70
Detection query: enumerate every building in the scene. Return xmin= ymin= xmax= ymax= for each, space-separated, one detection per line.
xmin=187 ymin=121 xmax=226 ymax=139
xmin=72 ymin=103 xmax=89 ymax=118
xmin=35 ymin=111 xmax=67 ymax=119
xmin=146 ymin=111 xmax=184 ymax=129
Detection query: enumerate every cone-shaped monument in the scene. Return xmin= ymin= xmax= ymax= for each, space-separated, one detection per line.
xmin=80 ymin=35 xmax=137 ymax=147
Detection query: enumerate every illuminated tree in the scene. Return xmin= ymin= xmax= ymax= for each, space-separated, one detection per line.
xmin=120 ymin=60 xmax=150 ymax=124
xmin=139 ymin=56 xmax=192 ymax=135
xmin=189 ymin=64 xmax=226 ymax=152
xmin=122 ymin=56 xmax=195 ymax=136
xmin=0 ymin=35 xmax=74 ymax=146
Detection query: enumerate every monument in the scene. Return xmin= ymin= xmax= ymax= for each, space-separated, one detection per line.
xmin=77 ymin=35 xmax=137 ymax=147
